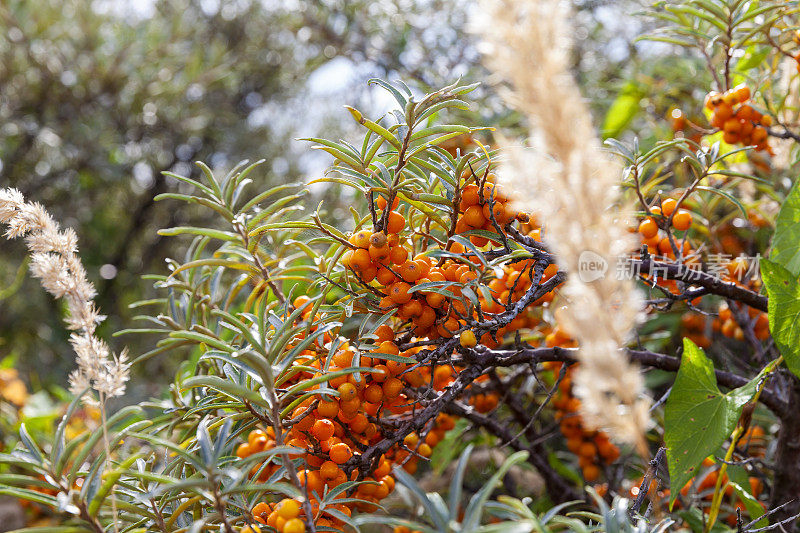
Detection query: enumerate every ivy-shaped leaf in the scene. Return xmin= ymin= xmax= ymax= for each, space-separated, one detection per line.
xmin=761 ymin=259 xmax=800 ymax=378
xmin=769 ymin=180 xmax=800 ymax=276
xmin=665 ymin=338 xmax=760 ymax=508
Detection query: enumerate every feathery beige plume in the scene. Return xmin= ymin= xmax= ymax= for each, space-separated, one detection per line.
xmin=0 ymin=188 xmax=128 ymax=403
xmin=475 ymin=0 xmax=651 ymax=453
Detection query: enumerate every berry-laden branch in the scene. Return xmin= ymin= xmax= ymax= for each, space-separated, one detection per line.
xmin=346 ymin=270 xmax=566 ymax=473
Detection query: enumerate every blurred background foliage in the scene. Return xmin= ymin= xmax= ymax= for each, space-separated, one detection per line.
xmin=0 ymin=0 xmax=677 ymax=401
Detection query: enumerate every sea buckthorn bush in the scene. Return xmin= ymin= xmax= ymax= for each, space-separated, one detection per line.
xmin=9 ymin=1 xmax=800 ymax=532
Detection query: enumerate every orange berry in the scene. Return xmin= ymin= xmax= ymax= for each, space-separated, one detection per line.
xmin=364 ymin=383 xmax=384 ymax=403
xmin=311 ymin=419 xmax=335 ymax=442
xmin=236 ymin=443 xmax=252 ymax=458
xmin=415 ymin=306 xmax=436 ymax=329
xmin=723 ymin=118 xmax=741 ymax=134
xmin=397 ymin=261 xmax=423 ymax=283
xmin=378 ymin=341 xmax=400 ymax=356
xmin=460 ymin=184 xmax=480 ymax=208
xmin=317 ymin=399 xmax=339 ymax=418
xmin=638 ymin=217 xmax=658 ymax=239
xmin=482 ymin=201 xmax=507 ymax=224
xmin=369 ymin=244 xmax=391 ymax=264
xmin=348 ymin=248 xmax=371 ymax=272
xmin=283 ymin=518 xmax=306 ymax=533
xmin=376 ymin=266 xmax=397 ymax=286
xmin=733 ymin=84 xmax=751 ymax=103
xmin=349 ymin=230 xmax=371 ymax=249
xmin=425 ymin=291 xmax=445 ymax=308
xmin=320 ymin=460 xmax=340 ymax=480
xmin=389 ymin=245 xmax=409 ymax=265
xmin=337 ymin=382 xmax=357 ymax=401
xmin=329 ymin=442 xmax=353 ymax=464
xmin=462 ymin=205 xmax=486 ymax=228
xmin=376 ymin=195 xmax=399 ymax=211
xmin=723 ymin=131 xmax=739 ymax=145
xmin=375 ymin=324 xmax=395 ymax=342
xmin=459 ymin=330 xmax=477 ymax=348
xmin=378 ymin=296 xmax=396 ymax=309
xmin=386 ymin=211 xmax=406 ymax=234
xmin=382 ymin=377 xmax=403 ymax=399
xmin=277 ymin=499 xmax=301 ymax=520
xmin=388 ymin=281 xmax=412 ymax=304
xmin=582 ymin=465 xmax=600 ymax=482
xmin=400 ymin=299 xmax=423 ymax=318
xmin=252 ymin=502 xmax=271 ymax=523
xmin=672 ymin=210 xmax=693 ymax=231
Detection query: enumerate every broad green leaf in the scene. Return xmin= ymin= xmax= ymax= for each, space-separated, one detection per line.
xmin=665 ymin=338 xmax=760 ymax=507
xmin=770 ymin=181 xmax=800 ymax=276
xmin=761 ymin=259 xmax=800 ymax=378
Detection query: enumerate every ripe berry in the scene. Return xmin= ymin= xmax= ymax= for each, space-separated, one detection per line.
xmin=364 ymin=383 xmax=383 ymax=403
xmin=283 ymin=518 xmax=306 ymax=533
xmin=317 ymin=399 xmax=339 ymax=418
xmin=638 ymin=217 xmax=658 ymax=239
xmin=397 ymin=261 xmax=423 ymax=283
xmin=388 ymin=281 xmax=412 ymax=304
xmin=733 ymin=84 xmax=750 ymax=103
xmin=462 ymin=205 xmax=486 ymax=228
xmin=311 ymin=419 xmax=335 ymax=442
xmin=348 ymin=249 xmax=371 ymax=272
xmin=386 ymin=211 xmax=406 ymax=234
xmin=459 ymin=330 xmax=477 ymax=348
xmin=337 ymin=382 xmax=357 ymax=401
xmin=368 ymin=244 xmax=391 ymax=263
xmin=329 ymin=442 xmax=352 ymax=464
xmin=276 ymin=499 xmax=300 ymax=520
xmin=376 ymin=195 xmax=399 ymax=211
xmin=320 ymin=460 xmax=340 ymax=480
xmin=672 ymin=210 xmax=693 ymax=231
xmin=382 ymin=377 xmax=403 ymax=399
xmin=375 ymin=324 xmax=395 ymax=343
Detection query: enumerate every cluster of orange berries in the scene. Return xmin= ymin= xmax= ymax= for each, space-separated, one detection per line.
xmin=453 ymin=179 xmax=519 ymax=246
xmin=680 ymin=453 xmax=765 ymax=527
xmin=637 ymin=198 xmax=694 ymax=255
xmin=705 ymin=85 xmax=773 ymax=153
xmin=714 ymin=302 xmax=770 ymax=342
xmin=235 ymin=172 xmax=568 ymax=530
xmin=342 ymin=174 xmax=554 ymax=347
xmin=680 ymin=313 xmax=711 ymax=349
xmin=543 ymin=329 xmax=620 ymax=483
xmin=236 ymin=303 xmax=466 ymax=530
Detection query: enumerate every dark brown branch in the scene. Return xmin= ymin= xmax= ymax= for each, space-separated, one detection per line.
xmin=485 ymin=346 xmax=786 ymax=417
xmin=634 ymin=258 xmax=767 ymax=312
